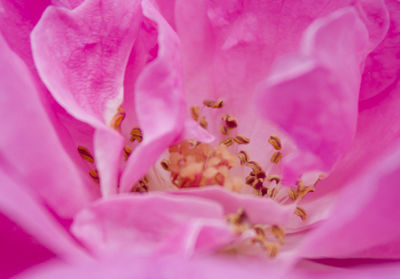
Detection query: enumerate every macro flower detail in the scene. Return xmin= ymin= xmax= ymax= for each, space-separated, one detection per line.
xmin=1 ymin=0 xmax=400 ymax=278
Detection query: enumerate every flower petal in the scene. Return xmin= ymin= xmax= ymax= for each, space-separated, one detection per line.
xmin=255 ymin=8 xmax=369 ymax=181
xmin=300 ymin=142 xmax=400 ymax=258
xmin=119 ymin=0 xmax=186 ymax=193
xmin=0 ymin=169 xmax=89 ymax=262
xmin=0 ymin=34 xmax=94 ymax=216
xmin=71 ymin=193 xmax=231 ymax=256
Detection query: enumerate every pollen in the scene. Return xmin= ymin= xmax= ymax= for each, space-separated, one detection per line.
xmin=123 ymin=145 xmax=132 ymax=160
xmin=222 ymin=114 xmax=238 ymax=129
xmin=77 ymin=146 xmax=95 ymax=163
xmin=130 ymin=127 xmax=143 ymax=142
xmin=199 ymin=116 xmax=208 ymax=129
xmin=237 ymin=150 xmax=249 ymax=165
xmin=163 ymin=140 xmax=242 ymax=191
xmin=233 ymin=135 xmax=250 ymax=145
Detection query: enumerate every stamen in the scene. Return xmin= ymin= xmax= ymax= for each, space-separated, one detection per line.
xmin=203 ymin=99 xmax=224 ymax=109
xmin=220 ymin=125 xmax=229 ymax=135
xmin=226 ymin=208 xmax=248 ymax=233
xmin=267 ymin=175 xmax=281 ymax=184
xmin=190 ymin=106 xmax=200 ymax=121
xmin=199 ymin=116 xmax=208 ymax=129
xmin=111 ymin=107 xmax=126 ymax=131
xmin=160 ymin=159 xmax=170 ymax=171
xmin=268 ymin=135 xmax=282 ymax=150
xmin=271 ymin=225 xmax=285 ymax=244
xmin=89 ymin=169 xmax=99 ymax=182
xmin=246 ymin=161 xmax=262 ymax=173
xmin=294 ymin=206 xmax=307 ymax=221
xmin=77 ymin=146 xmax=95 ymax=163
xmin=245 ymin=175 xmax=256 ymax=186
xmin=237 ymin=150 xmax=249 ymax=165
xmin=270 ymin=151 xmax=282 ymax=164
xmin=130 ymin=127 xmax=143 ymax=142
xmin=222 ymin=114 xmax=238 ymax=129
xmin=123 ymin=145 xmax=132 ymax=160
xmin=220 ymin=137 xmax=234 ymax=147
xmin=132 ymin=176 xmax=149 ymax=193
xmin=233 ymin=135 xmax=250 ymax=145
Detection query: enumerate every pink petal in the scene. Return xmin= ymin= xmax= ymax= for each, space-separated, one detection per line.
xmin=300 ymin=143 xmax=400 ymax=258
xmin=255 ymin=8 xmax=369 ymax=181
xmin=119 ymin=0 xmax=186 ymax=193
xmin=0 ymin=34 xmax=94 ymax=216
xmin=0 ymin=213 xmax=54 ymax=278
xmin=0 ymin=169 xmax=89 ymax=262
xmin=172 ymin=187 xmax=294 ymax=226
xmin=360 ymin=0 xmax=400 ymax=100
xmin=71 ymin=193 xmax=231 ymax=256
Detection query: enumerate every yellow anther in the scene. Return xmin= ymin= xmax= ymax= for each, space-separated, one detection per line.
xmin=77 ymin=146 xmax=95 ymax=163
xmin=89 ymin=169 xmax=99 ymax=182
xmin=288 ymin=189 xmax=297 ymax=201
xmin=264 ymin=242 xmax=280 ymax=258
xmin=253 ymin=225 xmax=266 ymax=237
xmin=111 ymin=107 xmax=126 ymax=131
xmin=267 ymin=175 xmax=281 ymax=184
xmin=268 ymin=187 xmax=278 ymax=199
xmin=233 ymin=134 xmax=250 ymax=145
xmin=203 ymin=99 xmax=224 ymax=109
xmin=245 ymin=175 xmax=256 ymax=186
xmin=160 ymin=159 xmax=170 ymax=171
xmin=297 ymin=186 xmax=315 ymax=200
xmin=123 ymin=145 xmax=132 ymax=160
xmin=222 ymin=114 xmax=238 ymax=129
xmin=220 ymin=125 xmax=229 ymax=135
xmin=226 ymin=208 xmax=248 ymax=233
xmin=190 ymin=106 xmax=200 ymax=121
xmin=246 ymin=161 xmax=262 ymax=173
xmin=271 ymin=225 xmax=285 ymax=244
xmin=132 ymin=177 xmax=149 ymax=193
xmin=251 ymin=178 xmax=263 ymax=190
xmin=270 ymin=151 xmax=282 ymax=164
xmin=199 ymin=116 xmax=208 ymax=129
xmin=220 ymin=137 xmax=234 ymax=147
xmin=295 ymin=206 xmax=307 ymax=221
xmin=237 ymin=150 xmax=249 ymax=165
xmin=130 ymin=127 xmax=143 ymax=142
xmin=268 ymin=135 xmax=282 ymax=150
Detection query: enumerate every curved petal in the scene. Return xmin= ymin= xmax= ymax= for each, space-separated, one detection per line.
xmin=172 ymin=187 xmax=294 ymax=226
xmin=71 ymin=194 xmax=231 ymax=257
xmin=300 ymin=142 xmax=400 ymax=258
xmin=119 ymin=0 xmax=186 ymax=193
xmin=255 ymin=8 xmax=369 ymax=182
xmin=0 ymin=34 xmax=94 ymax=216
xmin=0 ymin=169 xmax=89 ymax=262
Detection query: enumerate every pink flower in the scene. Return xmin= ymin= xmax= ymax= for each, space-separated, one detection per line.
xmin=1 ymin=0 xmax=400 ymax=278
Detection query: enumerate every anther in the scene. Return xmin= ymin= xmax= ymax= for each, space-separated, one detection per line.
xmin=123 ymin=145 xmax=132 ymax=160
xmin=267 ymin=175 xmax=281 ymax=184
xmin=256 ymin=171 xmax=266 ymax=180
xmin=89 ymin=169 xmax=99 ymax=182
xmin=220 ymin=137 xmax=234 ymax=147
xmin=270 ymin=151 xmax=282 ymax=164
xmin=268 ymin=135 xmax=282 ymax=150
xmin=190 ymin=106 xmax=200 ymax=121
xmin=271 ymin=225 xmax=285 ymax=244
xmin=77 ymin=146 xmax=95 ymax=163
xmin=261 ymin=187 xmax=269 ymax=196
xmin=246 ymin=161 xmax=262 ymax=173
xmin=288 ymin=189 xmax=297 ymax=201
xmin=245 ymin=175 xmax=256 ymax=186
xmin=251 ymin=179 xmax=263 ymax=190
xmin=233 ymin=135 xmax=250 ymax=145
xmin=199 ymin=116 xmax=208 ymax=129
xmin=222 ymin=114 xmax=238 ymax=129
xmin=237 ymin=150 xmax=249 ymax=165
xmin=220 ymin=125 xmax=229 ymax=135
xmin=295 ymin=206 xmax=307 ymax=221
xmin=111 ymin=107 xmax=126 ymax=131
xmin=130 ymin=127 xmax=143 ymax=142
xmin=268 ymin=188 xmax=278 ymax=199
xmin=203 ymin=99 xmax=224 ymax=109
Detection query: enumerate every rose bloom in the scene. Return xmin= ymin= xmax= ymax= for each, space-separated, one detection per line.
xmin=1 ymin=0 xmax=400 ymax=278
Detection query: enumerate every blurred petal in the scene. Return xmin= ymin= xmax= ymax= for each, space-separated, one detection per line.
xmin=300 ymin=142 xmax=400 ymax=258
xmin=255 ymin=8 xmax=369 ymax=181
xmin=0 ymin=34 xmax=93 ymax=216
